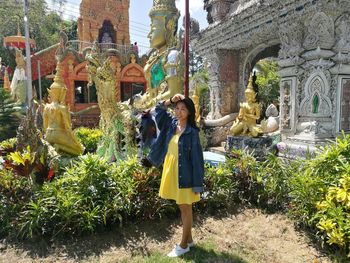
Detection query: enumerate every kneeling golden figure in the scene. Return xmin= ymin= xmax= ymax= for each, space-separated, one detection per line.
xmin=230 ymin=76 xmax=262 ymax=137
xmin=43 ymin=67 xmax=84 ymax=156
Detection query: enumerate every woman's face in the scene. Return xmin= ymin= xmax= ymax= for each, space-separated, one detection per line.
xmin=175 ymin=101 xmax=189 ymax=123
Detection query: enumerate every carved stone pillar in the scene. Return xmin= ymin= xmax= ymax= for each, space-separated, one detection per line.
xmin=206 ymin=49 xmax=239 ymax=120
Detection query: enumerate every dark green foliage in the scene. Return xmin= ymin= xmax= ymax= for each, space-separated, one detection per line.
xmin=18 ymin=154 xmax=136 ymax=237
xmin=255 ymin=59 xmax=280 ymax=116
xmin=201 ymin=164 xmax=236 ymax=212
xmin=0 ymin=0 xmax=63 ymax=67
xmin=0 ymin=169 xmax=35 ymax=237
xmin=74 ymin=127 xmax=103 ymax=153
xmin=0 ymin=89 xmax=22 ymax=141
xmin=129 ymin=166 xmax=176 ymax=219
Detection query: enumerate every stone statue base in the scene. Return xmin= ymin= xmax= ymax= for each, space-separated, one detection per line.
xmin=225 ymin=132 xmax=281 ymax=159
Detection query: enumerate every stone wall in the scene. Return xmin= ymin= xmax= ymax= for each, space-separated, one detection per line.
xmin=193 ymin=0 xmax=350 ymax=148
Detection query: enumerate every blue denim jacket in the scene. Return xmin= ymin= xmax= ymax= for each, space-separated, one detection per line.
xmin=147 ymin=101 xmax=204 ymax=193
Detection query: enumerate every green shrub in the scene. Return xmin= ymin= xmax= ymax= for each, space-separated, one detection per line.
xmin=18 ymin=154 xmax=137 ymax=237
xmin=0 ymin=169 xmax=34 ymax=237
xmin=74 ymin=127 xmax=103 ymax=153
xmin=129 ymin=166 xmax=176 ymax=219
xmin=313 ymin=166 xmax=350 ymax=248
xmin=288 ymin=136 xmax=350 ymax=226
xmin=0 ymin=89 xmax=23 ymax=141
xmin=201 ymin=163 xmax=236 ymax=212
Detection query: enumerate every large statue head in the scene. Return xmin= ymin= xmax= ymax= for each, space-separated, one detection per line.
xmin=148 ymin=0 xmax=179 ymax=50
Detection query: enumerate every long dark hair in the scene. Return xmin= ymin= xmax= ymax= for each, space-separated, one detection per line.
xmin=175 ymin=97 xmax=199 ymax=130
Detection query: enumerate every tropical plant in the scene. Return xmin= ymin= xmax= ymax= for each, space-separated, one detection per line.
xmin=0 ymin=137 xmax=16 ymax=156
xmin=0 ymin=168 xmax=34 ymax=237
xmin=313 ymin=167 xmax=350 ymax=248
xmin=74 ymin=127 xmax=103 ymax=153
xmin=254 ymin=59 xmax=280 ymax=116
xmin=0 ymin=89 xmax=22 ymax=141
xmin=18 ymin=154 xmax=136 ymax=237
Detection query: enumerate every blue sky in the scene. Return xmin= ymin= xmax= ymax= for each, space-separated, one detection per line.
xmin=46 ymin=0 xmax=208 ymax=51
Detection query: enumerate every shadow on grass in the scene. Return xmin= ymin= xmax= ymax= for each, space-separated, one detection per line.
xmin=182 ymin=246 xmax=248 ymax=263
xmin=2 ymin=216 xmax=178 ymax=261
xmin=128 ymin=246 xmax=248 ymax=263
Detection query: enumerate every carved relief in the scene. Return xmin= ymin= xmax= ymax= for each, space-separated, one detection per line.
xmin=281 ymin=80 xmax=292 ymax=130
xmin=278 ymin=24 xmax=303 ymax=60
xmin=340 ymin=78 xmax=350 ymax=131
xmin=303 ymin=12 xmax=335 ymax=50
xmin=299 ymin=71 xmax=332 ymax=117
xmin=334 ymin=13 xmax=350 ymax=53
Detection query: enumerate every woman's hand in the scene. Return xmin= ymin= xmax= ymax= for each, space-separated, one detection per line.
xmin=164 ymin=94 xmax=185 ymax=106
xmin=171 ymin=94 xmax=185 ymax=103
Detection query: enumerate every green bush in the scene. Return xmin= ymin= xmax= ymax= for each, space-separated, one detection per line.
xmin=201 ymin=163 xmax=236 ymax=212
xmin=74 ymin=127 xmax=103 ymax=153
xmin=0 ymin=169 xmax=35 ymax=237
xmin=0 ymin=89 xmax=23 ymax=141
xmin=18 ymin=154 xmax=135 ymax=237
xmin=313 ymin=167 xmax=350 ymax=248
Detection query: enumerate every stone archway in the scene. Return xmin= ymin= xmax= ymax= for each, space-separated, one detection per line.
xmin=193 ymin=0 xmax=350 ymax=148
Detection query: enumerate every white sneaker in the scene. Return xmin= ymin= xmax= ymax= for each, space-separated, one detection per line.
xmin=167 ymin=244 xmax=190 ymax=257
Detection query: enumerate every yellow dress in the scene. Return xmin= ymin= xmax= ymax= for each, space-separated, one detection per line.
xmin=159 ymin=133 xmax=200 ymax=205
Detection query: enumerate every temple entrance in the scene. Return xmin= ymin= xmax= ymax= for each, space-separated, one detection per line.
xmin=248 ymin=44 xmax=281 ymax=120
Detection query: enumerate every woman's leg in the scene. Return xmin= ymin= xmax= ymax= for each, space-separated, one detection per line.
xmin=179 ymin=204 xmax=193 ymax=248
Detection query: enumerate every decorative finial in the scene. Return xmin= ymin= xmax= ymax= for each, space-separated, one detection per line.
xmin=247 ymin=75 xmax=254 ymax=91
xmin=17 ymin=22 xmax=21 ymax=36
xmin=150 ymin=0 xmax=179 ymax=16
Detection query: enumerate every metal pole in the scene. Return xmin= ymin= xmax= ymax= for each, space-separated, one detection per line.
xmin=184 ymin=0 xmax=190 ymax=97
xmin=24 ymin=0 xmax=33 ymax=107
xmin=38 ymin=60 xmax=42 ymax=103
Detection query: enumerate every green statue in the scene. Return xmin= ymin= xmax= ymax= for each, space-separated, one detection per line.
xmin=135 ymin=0 xmax=184 ymax=109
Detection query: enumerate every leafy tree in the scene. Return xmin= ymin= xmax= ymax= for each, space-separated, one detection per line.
xmin=190 ymin=68 xmax=209 ymax=116
xmin=0 ymin=89 xmax=22 ymax=141
xmin=189 ymin=46 xmax=204 ymax=76
xmin=0 ymin=0 xmax=62 ymax=69
xmin=254 ymin=59 xmax=280 ymax=117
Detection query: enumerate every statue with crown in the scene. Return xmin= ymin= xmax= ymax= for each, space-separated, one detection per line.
xmin=226 ymin=75 xmax=280 ymax=157
xmin=134 ymin=0 xmax=184 ymax=109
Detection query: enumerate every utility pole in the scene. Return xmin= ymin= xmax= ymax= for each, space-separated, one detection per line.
xmin=184 ymin=0 xmax=190 ymax=97
xmin=24 ymin=0 xmax=33 ymax=107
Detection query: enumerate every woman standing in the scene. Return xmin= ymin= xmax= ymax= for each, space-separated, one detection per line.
xmin=142 ymin=93 xmax=204 ymax=257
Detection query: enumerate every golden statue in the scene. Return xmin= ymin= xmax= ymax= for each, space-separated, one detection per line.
xmin=3 ymin=68 xmax=11 ymax=93
xmin=191 ymin=87 xmax=201 ymax=125
xmin=135 ymin=0 xmax=184 ymax=109
xmin=43 ymin=64 xmax=84 ymax=156
xmin=230 ymin=76 xmax=262 ymax=137
xmin=86 ymin=46 xmax=118 ymax=132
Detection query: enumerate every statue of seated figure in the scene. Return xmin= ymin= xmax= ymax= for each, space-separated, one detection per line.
xmin=230 ymin=76 xmax=262 ymax=137
xmin=43 ymin=65 xmax=84 ymax=156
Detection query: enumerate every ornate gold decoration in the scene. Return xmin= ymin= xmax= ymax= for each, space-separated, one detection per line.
xmin=43 ymin=63 xmax=84 ymax=156
xmin=230 ymin=75 xmax=262 ymax=137
xmin=134 ymin=0 xmax=183 ymax=109
xmin=150 ymin=0 xmax=178 ymax=15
